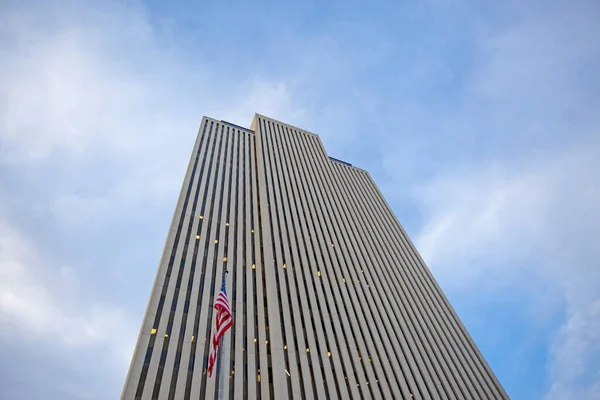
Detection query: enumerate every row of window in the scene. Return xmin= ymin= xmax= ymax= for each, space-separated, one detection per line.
xmin=183 ymin=122 xmax=227 ymax=398
xmin=197 ymin=124 xmax=235 ymax=396
xmin=328 ymin=159 xmax=505 ymax=397
xmin=260 ymin=118 xmax=428 ymax=398
xmin=301 ymin=131 xmax=407 ymax=398
xmin=135 ymin=120 xmax=214 ymax=399
xmin=261 ymin=118 xmax=307 ymax=399
xmin=261 ymin=118 xmax=349 ymax=399
xmin=138 ymin=122 xmax=261 ymax=400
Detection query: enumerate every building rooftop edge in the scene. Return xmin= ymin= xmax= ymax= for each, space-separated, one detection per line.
xmin=221 ymin=120 xmax=254 ymax=132
xmin=202 ymin=114 xmax=366 ymax=173
xmin=328 ymin=156 xmax=352 ymax=167
xmin=253 ymin=113 xmax=318 ymax=137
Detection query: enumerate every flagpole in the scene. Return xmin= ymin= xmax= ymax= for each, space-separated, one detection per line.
xmin=217 ymin=270 xmax=229 ymax=400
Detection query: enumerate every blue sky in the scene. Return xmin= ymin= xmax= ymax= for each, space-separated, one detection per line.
xmin=1 ymin=0 xmax=599 ymax=399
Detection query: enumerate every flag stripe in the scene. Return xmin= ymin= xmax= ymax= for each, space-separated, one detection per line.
xmin=207 ymin=276 xmax=233 ymax=377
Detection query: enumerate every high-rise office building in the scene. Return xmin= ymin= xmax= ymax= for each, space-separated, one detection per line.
xmin=122 ymin=114 xmax=508 ymax=400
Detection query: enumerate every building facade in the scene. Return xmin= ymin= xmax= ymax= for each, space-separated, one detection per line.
xmin=122 ymin=114 xmax=508 ymax=400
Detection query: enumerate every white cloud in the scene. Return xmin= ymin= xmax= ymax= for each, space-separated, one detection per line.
xmin=215 ymin=80 xmax=308 ymax=129
xmin=412 ymin=136 xmax=600 ymax=399
xmin=0 ymin=2 xmax=307 ymax=166
xmin=0 ymin=219 xmax=136 ymax=365
xmin=545 ymin=299 xmax=600 ymax=400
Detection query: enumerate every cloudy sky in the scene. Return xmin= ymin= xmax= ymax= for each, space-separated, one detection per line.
xmin=1 ymin=0 xmax=599 ymax=399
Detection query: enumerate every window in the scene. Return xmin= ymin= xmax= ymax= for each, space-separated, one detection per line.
xmin=199 ymin=216 xmax=204 ymax=219
xmin=196 ymin=235 xmax=200 ymax=240
xmin=317 ymin=271 xmax=321 ymax=277
xmin=215 ymin=239 xmax=219 ymax=244
xmin=151 ymin=328 xmax=157 ymax=335
xmin=223 ymin=257 xmax=228 ymax=262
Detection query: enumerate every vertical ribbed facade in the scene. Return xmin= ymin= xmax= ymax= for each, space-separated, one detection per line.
xmin=121 ymin=114 xmax=508 ymax=400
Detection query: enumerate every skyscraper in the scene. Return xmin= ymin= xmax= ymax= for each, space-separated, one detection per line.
xmin=122 ymin=114 xmax=508 ymax=400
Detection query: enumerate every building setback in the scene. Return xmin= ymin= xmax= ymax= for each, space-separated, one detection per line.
xmin=121 ymin=114 xmax=509 ymax=400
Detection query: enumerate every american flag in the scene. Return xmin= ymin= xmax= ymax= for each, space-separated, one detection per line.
xmin=207 ymin=273 xmax=232 ymax=377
